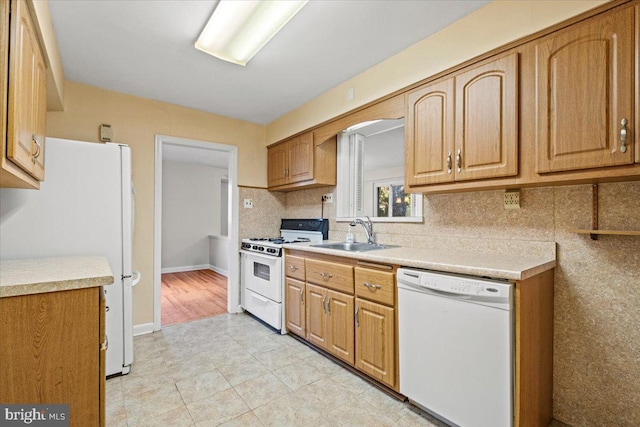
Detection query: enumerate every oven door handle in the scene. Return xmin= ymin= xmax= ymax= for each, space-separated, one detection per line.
xmin=240 ymin=250 xmax=280 ymax=261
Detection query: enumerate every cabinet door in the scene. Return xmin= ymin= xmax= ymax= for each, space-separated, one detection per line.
xmin=405 ymin=78 xmax=455 ymax=186
xmin=288 ymin=132 xmax=314 ymax=183
xmin=355 ymin=298 xmax=395 ymax=388
xmin=455 ymin=52 xmax=518 ymax=181
xmin=7 ymin=0 xmax=45 ymax=180
xmin=285 ymin=278 xmax=306 ymax=337
xmin=267 ymin=143 xmax=288 ymax=187
xmin=30 ymin=48 xmax=46 ymax=180
xmin=0 ymin=288 xmax=101 ymax=426
xmin=536 ymin=7 xmax=634 ymax=173
xmin=305 ymin=283 xmax=328 ymax=350
xmin=326 ymin=289 xmax=355 ymax=365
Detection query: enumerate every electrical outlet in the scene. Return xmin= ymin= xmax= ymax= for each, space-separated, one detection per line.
xmin=243 ymin=199 xmax=254 ymax=209
xmin=322 ymin=193 xmax=334 ymax=203
xmin=504 ymin=189 xmax=520 ymax=209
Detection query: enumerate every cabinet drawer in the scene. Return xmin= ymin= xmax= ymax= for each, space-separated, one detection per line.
xmin=285 ymin=255 xmax=305 ymax=281
xmin=355 ymin=267 xmax=395 ymax=306
xmin=306 ymin=259 xmax=354 ymax=294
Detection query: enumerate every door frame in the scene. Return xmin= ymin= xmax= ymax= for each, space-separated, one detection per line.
xmin=153 ymin=135 xmax=242 ymax=331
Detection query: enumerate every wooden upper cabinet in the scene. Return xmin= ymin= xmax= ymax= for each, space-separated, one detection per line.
xmin=455 ymin=52 xmax=518 ymax=181
xmin=6 ymin=0 xmax=46 ymax=181
xmin=267 ymin=131 xmax=336 ymax=191
xmin=405 ymin=78 xmax=455 ymax=186
xmin=267 ymin=132 xmax=313 ymax=187
xmin=288 ymin=132 xmax=314 ymax=183
xmin=267 ymin=143 xmax=288 ymax=187
xmin=406 ymin=52 xmax=518 ymax=190
xmin=535 ymin=6 xmax=634 ymax=173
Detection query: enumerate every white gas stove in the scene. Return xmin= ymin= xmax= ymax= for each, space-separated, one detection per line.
xmin=240 ymin=219 xmax=328 ymax=331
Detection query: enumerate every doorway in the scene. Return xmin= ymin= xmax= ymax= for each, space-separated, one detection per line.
xmin=153 ymin=135 xmax=241 ymax=331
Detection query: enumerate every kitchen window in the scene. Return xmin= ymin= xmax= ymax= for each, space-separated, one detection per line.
xmin=373 ymin=180 xmax=418 ymax=218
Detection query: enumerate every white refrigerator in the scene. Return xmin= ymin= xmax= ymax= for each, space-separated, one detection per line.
xmin=0 ymin=138 xmax=138 ymax=376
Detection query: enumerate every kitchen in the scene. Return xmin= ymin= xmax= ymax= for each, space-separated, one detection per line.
xmin=1 ymin=1 xmax=639 ymax=427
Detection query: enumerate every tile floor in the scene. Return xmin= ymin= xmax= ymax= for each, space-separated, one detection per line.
xmin=106 ymin=313 xmax=447 ymax=427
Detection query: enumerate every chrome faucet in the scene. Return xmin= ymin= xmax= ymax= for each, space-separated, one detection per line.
xmin=350 ymin=216 xmax=374 ymax=244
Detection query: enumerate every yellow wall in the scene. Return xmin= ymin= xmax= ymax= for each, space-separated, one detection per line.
xmin=46 ymin=81 xmax=265 ymax=324
xmin=265 ymin=0 xmax=609 ymax=144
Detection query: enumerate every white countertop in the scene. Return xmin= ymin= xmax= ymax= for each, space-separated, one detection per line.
xmin=0 ymin=256 xmax=114 ymax=298
xmin=283 ymin=241 xmax=556 ymax=281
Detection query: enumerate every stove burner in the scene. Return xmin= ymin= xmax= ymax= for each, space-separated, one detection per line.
xmin=248 ymin=237 xmax=312 ymax=245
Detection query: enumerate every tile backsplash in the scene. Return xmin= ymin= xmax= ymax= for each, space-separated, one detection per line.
xmin=240 ymin=181 xmax=640 ymax=427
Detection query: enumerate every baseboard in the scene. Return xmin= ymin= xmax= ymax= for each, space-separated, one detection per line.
xmin=161 ymin=264 xmax=210 ymax=274
xmin=133 ymin=322 xmax=154 ymax=336
xmin=161 ymin=264 xmax=228 ymax=276
xmin=209 ymin=264 xmax=228 ymax=277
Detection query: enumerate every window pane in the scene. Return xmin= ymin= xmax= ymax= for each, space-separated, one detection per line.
xmin=377 ymin=186 xmax=389 ymax=217
xmin=391 ymin=185 xmax=412 ymax=216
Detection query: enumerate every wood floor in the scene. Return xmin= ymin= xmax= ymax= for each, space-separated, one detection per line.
xmin=161 ymin=269 xmax=227 ymax=326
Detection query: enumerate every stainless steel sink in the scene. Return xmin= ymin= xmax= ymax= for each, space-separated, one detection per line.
xmin=310 ymin=242 xmax=394 ymax=252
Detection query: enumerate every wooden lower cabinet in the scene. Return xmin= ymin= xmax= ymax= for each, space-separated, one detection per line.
xmin=326 ymin=288 xmax=355 ymax=364
xmin=0 ymin=286 xmax=105 ymax=427
xmin=285 ymin=277 xmax=306 ymax=337
xmin=305 ymin=283 xmax=328 ymax=350
xmin=286 ymin=252 xmax=397 ymax=391
xmin=305 ymin=283 xmax=355 ymax=364
xmin=355 ymin=298 xmax=395 ymax=388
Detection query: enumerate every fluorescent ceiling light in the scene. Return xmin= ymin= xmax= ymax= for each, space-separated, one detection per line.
xmin=195 ymin=0 xmax=308 ymax=66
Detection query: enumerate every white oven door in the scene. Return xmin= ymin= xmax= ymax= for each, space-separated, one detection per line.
xmin=240 ymin=250 xmax=282 ymax=302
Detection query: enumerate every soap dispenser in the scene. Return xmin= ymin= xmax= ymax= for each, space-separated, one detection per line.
xmin=346 ymin=226 xmax=354 ymax=243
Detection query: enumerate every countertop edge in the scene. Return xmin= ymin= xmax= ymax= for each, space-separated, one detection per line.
xmin=283 ymin=243 xmax=557 ymax=281
xmin=0 ymin=274 xmax=114 ymax=298
xmin=0 ymin=256 xmax=115 ymax=298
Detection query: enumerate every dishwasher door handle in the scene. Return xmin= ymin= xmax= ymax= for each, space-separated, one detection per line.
xmin=399 ymin=281 xmax=473 ymax=299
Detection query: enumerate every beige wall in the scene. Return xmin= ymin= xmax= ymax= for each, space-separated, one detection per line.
xmin=46 ymin=81 xmax=266 ymax=324
xmin=260 ymin=182 xmax=640 ymax=426
xmin=265 ymin=0 xmax=609 ymax=144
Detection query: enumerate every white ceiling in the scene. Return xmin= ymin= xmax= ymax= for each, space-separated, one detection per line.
xmin=48 ymin=0 xmax=489 ymax=125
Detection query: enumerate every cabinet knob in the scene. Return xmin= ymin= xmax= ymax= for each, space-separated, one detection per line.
xmin=620 ymin=118 xmax=628 ymax=153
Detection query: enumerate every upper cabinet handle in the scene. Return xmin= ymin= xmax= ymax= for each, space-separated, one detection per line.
xmin=620 ymin=119 xmax=628 ymax=153
xmin=31 ymin=135 xmax=42 ymax=162
xmin=446 ymin=151 xmax=452 ymax=174
xmin=456 ymin=149 xmax=462 ymax=173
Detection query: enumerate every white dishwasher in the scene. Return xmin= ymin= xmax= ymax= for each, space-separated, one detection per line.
xmin=397 ymin=268 xmax=514 ymax=427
